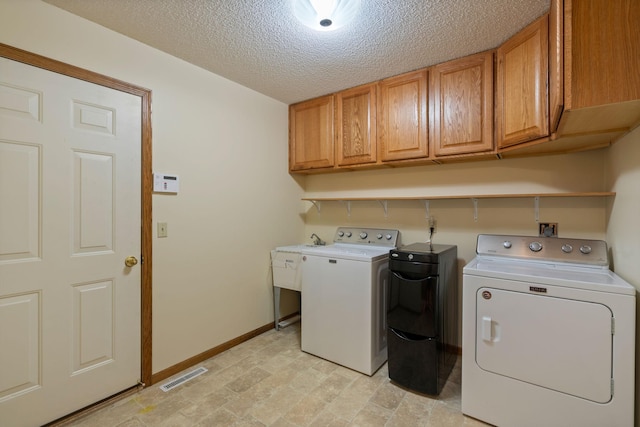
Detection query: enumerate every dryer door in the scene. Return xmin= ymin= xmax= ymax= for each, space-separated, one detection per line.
xmin=476 ymin=287 xmax=613 ymax=403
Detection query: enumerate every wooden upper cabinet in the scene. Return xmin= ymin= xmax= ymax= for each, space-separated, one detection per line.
xmin=336 ymin=83 xmax=377 ymax=166
xmin=430 ymin=51 xmax=494 ymax=157
xmin=496 ymin=14 xmax=549 ymax=149
xmin=557 ymin=0 xmax=640 ymax=137
xmin=566 ymin=0 xmax=640 ymax=110
xmin=289 ymin=95 xmax=334 ymax=171
xmin=549 ymin=0 xmax=563 ymax=133
xmin=377 ymin=70 xmax=429 ymax=161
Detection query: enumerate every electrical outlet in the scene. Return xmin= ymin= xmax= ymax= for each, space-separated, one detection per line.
xmin=539 ymin=222 xmax=558 ymax=237
xmin=157 ymin=222 xmax=168 ymax=238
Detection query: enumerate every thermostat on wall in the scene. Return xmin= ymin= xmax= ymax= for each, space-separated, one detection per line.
xmin=153 ymin=173 xmax=179 ymax=193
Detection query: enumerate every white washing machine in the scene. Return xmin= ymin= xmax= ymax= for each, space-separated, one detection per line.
xmin=462 ymin=234 xmax=636 ymax=427
xmin=300 ymin=227 xmax=399 ymax=375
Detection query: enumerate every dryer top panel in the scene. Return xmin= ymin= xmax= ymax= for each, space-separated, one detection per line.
xmin=463 ymin=257 xmax=635 ymax=296
xmin=475 ymin=234 xmax=609 ymax=266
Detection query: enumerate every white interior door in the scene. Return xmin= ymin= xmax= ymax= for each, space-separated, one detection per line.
xmin=0 ymin=57 xmax=141 ymax=426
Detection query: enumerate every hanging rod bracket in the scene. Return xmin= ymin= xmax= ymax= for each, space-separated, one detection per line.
xmin=340 ymin=200 xmax=352 ymax=217
xmin=377 ymin=200 xmax=389 ymax=218
xmin=472 ymin=198 xmax=479 ymax=222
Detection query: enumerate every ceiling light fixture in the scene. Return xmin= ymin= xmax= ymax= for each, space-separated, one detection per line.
xmin=293 ymin=0 xmax=361 ymax=32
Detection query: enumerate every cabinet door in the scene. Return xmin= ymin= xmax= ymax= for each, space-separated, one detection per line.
xmin=378 ymin=70 xmax=428 ymax=161
xmin=496 ymin=14 xmax=549 ymax=148
xmin=336 ymin=83 xmax=377 ymax=166
xmin=289 ymin=95 xmax=334 ymax=171
xmin=565 ymin=0 xmax=640 ymax=110
xmin=430 ymin=51 xmax=494 ymax=157
xmin=548 ymin=0 xmax=563 ymax=133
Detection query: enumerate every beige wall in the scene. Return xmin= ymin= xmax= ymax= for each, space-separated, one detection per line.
xmin=2 ymin=4 xmax=636 ymax=413
xmin=0 ymin=0 xmax=304 ymax=373
xmin=304 ymin=150 xmax=609 ymax=268
xmin=605 ymin=126 xmax=640 ymax=427
xmin=303 ymin=150 xmax=611 ymax=344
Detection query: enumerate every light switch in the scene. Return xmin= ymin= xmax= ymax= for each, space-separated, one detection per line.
xmin=158 ymin=222 xmax=168 ymax=238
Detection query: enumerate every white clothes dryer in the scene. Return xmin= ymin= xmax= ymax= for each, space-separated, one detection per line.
xmin=462 ymin=234 xmax=636 ymax=427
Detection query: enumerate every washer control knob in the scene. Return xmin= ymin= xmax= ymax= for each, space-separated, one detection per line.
xmin=337 ymin=231 xmax=344 ymax=237
xmin=580 ymin=245 xmax=592 ymax=254
xmin=376 ymin=233 xmax=383 ymax=239
xmin=359 ymin=232 xmax=368 ymax=239
xmin=503 ymin=241 xmax=512 ymax=249
xmin=529 ymin=241 xmax=543 ymax=252
xmin=561 ymin=244 xmax=573 ymax=253
xmin=408 ymin=254 xmax=414 ymax=260
xmin=345 ymin=231 xmax=352 ymax=237
xmin=386 ymin=234 xmax=393 ymax=240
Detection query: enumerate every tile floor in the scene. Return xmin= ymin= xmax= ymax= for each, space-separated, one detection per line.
xmin=62 ymin=323 xmax=489 ymax=426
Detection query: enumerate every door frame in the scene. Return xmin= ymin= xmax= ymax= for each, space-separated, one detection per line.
xmin=0 ymin=43 xmax=153 ymax=387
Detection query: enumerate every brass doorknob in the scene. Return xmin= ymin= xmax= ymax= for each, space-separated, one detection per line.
xmin=125 ymin=256 xmax=138 ymax=267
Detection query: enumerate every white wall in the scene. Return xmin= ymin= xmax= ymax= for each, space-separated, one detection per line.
xmin=605 ymin=126 xmax=640 ymax=427
xmin=0 ymin=0 xmax=305 ymax=373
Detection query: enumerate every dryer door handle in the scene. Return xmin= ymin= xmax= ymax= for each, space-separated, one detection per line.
xmin=482 ymin=316 xmax=493 ymax=341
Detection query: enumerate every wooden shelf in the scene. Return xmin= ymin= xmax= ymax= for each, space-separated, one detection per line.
xmin=302 ymin=192 xmax=615 ymax=220
xmin=302 ymin=192 xmax=615 ymax=202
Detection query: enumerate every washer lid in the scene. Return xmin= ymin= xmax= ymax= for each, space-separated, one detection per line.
xmin=274 ymin=244 xmax=320 ymax=253
xmin=464 ymin=257 xmax=635 ymax=296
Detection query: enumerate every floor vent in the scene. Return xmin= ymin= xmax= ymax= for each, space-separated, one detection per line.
xmin=159 ymin=367 xmax=208 ymax=392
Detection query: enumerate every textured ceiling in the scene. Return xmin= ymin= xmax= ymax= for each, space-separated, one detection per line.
xmin=43 ymin=0 xmax=550 ymax=104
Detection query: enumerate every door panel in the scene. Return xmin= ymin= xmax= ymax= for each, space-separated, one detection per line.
xmin=476 ymin=287 xmax=612 ymax=403
xmin=72 ymin=280 xmax=114 ymax=373
xmin=0 ymin=140 xmax=39 ymax=261
xmin=73 ymin=151 xmax=114 ymax=253
xmin=0 ymin=292 xmax=40 ymax=399
xmin=0 ymin=57 xmax=141 ymax=426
